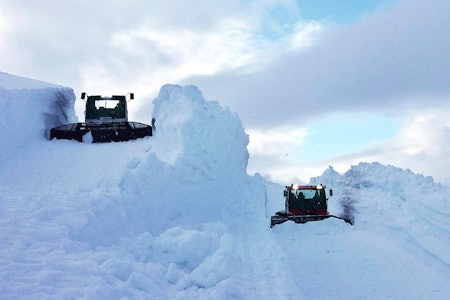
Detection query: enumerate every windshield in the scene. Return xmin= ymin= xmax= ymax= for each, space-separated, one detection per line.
xmin=86 ymin=98 xmax=126 ymax=120
xmin=290 ymin=189 xmax=322 ymax=200
xmin=94 ymin=99 xmax=119 ymax=109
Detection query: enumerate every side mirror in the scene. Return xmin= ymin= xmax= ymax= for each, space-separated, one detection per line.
xmin=81 ymin=92 xmax=86 ymax=100
xmin=130 ymin=93 xmax=134 ymax=100
xmin=283 ymin=190 xmax=287 ymax=197
xmin=329 ymin=189 xmax=333 ymax=197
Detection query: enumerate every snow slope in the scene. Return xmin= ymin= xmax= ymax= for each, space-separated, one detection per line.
xmin=0 ymin=73 xmax=449 ymax=299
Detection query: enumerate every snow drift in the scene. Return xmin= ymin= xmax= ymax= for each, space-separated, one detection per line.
xmin=0 ymin=73 xmax=449 ymax=299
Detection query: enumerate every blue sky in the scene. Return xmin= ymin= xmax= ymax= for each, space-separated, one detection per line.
xmin=266 ymin=0 xmax=400 ymax=165
xmin=1 ymin=0 xmax=449 ymax=185
xmin=251 ymin=0 xmax=400 ymax=171
xmin=283 ymin=0 xmax=397 ymax=166
xmin=299 ymin=112 xmax=398 ymax=162
xmin=297 ymin=0 xmax=395 ymax=23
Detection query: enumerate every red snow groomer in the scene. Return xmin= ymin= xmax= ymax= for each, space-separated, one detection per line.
xmin=270 ymin=184 xmax=352 ymax=227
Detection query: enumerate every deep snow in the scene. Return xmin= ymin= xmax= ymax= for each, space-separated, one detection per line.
xmin=0 ymin=72 xmax=449 ymax=299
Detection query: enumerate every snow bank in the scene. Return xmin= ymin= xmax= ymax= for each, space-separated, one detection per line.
xmin=262 ymin=162 xmax=450 ymax=299
xmin=310 ymin=162 xmax=449 ymax=225
xmin=310 ymin=163 xmax=450 ymax=266
xmin=0 ymin=72 xmax=76 ymax=155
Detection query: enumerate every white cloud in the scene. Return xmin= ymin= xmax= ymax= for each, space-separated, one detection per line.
xmin=1 ymin=0 xmax=307 ymax=121
xmin=382 ymin=104 xmax=450 ymax=183
xmin=289 ymin=21 xmax=322 ymax=50
xmin=190 ymin=0 xmax=450 ymax=128
xmin=247 ymin=126 xmax=308 ymax=158
xmin=247 ymin=99 xmax=450 ymax=186
xmin=314 ymin=103 xmax=450 ymax=185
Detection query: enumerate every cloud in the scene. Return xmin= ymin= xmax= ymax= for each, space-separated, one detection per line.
xmin=248 ymin=103 xmax=450 ymax=186
xmin=3 ymin=0 xmax=448 ymax=116
xmin=0 ymin=1 xmax=300 ymax=85
xmin=255 ymin=101 xmax=450 ymax=185
xmin=247 ymin=126 xmax=308 ymax=157
xmin=1 ymin=0 xmax=309 ymax=121
xmin=188 ymin=0 xmax=450 ymax=128
xmin=377 ymin=103 xmax=450 ymax=184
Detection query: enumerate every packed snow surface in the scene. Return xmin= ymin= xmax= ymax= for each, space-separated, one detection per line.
xmin=0 ymin=73 xmax=449 ymax=299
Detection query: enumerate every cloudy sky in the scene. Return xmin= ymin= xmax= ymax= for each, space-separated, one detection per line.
xmin=1 ymin=0 xmax=449 ymax=185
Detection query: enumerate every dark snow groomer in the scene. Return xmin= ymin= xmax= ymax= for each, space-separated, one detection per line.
xmin=50 ymin=93 xmax=152 ymax=143
xmin=270 ymin=184 xmax=353 ymax=227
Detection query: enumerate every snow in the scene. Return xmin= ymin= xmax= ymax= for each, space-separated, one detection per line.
xmin=1 ymin=73 xmax=449 ymax=299
xmin=0 ymin=71 xmax=76 ymax=156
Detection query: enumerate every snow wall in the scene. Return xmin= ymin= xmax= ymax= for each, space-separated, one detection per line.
xmin=0 ymin=72 xmax=76 ymax=155
xmin=77 ymin=84 xmax=267 ymax=245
